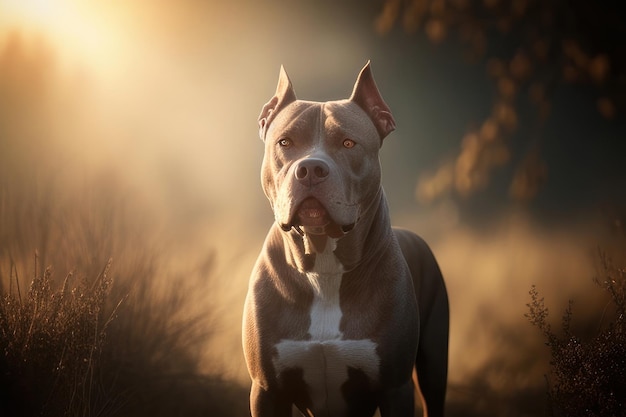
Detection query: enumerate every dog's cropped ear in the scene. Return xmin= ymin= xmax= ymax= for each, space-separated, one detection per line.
xmin=258 ymin=66 xmax=297 ymax=140
xmin=350 ymin=61 xmax=396 ymax=141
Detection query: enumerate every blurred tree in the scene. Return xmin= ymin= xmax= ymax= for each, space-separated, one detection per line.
xmin=376 ymin=0 xmax=626 ymax=202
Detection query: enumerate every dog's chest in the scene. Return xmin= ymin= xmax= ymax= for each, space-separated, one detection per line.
xmin=273 ymin=240 xmax=380 ymax=414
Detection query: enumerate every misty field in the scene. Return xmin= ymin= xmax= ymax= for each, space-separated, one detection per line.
xmin=0 ymin=181 xmax=249 ymax=417
xmin=1 ymin=178 xmax=624 ymax=417
xmin=1 ymin=125 xmax=624 ymax=416
xmin=1 ymin=16 xmax=625 ymax=417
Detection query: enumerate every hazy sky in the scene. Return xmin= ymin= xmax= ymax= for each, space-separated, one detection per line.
xmin=1 ymin=0 xmax=624 ymax=409
xmin=2 ymin=0 xmax=623 ymax=223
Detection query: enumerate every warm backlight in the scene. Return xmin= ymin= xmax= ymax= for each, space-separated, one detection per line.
xmin=1 ymin=0 xmax=122 ymax=72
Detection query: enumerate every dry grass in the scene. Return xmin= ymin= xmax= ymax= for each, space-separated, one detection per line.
xmin=0 ymin=171 xmax=248 ymax=417
xmin=0 ymin=242 xmax=248 ymax=417
xmin=0 ymin=255 xmax=118 ymax=416
xmin=0 ymin=235 xmax=248 ymax=417
xmin=526 ymin=248 xmax=626 ymax=417
xmin=0 ymin=39 xmax=249 ymax=415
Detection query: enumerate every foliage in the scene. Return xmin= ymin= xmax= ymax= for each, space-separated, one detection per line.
xmin=377 ymin=0 xmax=625 ymax=202
xmin=526 ymin=249 xmax=626 ymax=416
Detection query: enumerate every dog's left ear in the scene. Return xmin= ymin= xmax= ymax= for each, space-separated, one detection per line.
xmin=350 ymin=61 xmax=396 ymax=141
xmin=258 ymin=66 xmax=297 ymax=140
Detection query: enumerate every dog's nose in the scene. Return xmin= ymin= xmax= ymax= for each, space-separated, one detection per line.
xmin=294 ymin=158 xmax=329 ymax=187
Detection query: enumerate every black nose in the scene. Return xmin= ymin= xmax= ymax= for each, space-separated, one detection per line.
xmin=294 ymin=158 xmax=330 ymax=187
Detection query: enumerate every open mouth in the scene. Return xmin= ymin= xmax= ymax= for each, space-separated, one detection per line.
xmin=296 ymin=197 xmax=331 ymax=228
xmin=278 ymin=197 xmax=356 ymax=238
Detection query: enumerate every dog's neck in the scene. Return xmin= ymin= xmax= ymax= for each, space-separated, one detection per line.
xmin=279 ymin=189 xmax=393 ymax=274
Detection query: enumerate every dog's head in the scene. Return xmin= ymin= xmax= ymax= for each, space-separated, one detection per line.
xmin=258 ymin=62 xmax=396 ymax=243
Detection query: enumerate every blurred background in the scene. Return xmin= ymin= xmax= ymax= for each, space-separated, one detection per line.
xmin=1 ymin=0 xmax=625 ymax=415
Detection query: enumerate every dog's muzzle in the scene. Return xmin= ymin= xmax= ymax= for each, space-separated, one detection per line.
xmin=279 ymin=197 xmax=356 ymax=238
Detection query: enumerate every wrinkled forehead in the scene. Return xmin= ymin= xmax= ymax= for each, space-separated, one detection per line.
xmin=267 ymin=101 xmax=320 ymax=138
xmin=267 ymin=99 xmax=379 ymax=143
xmin=322 ymin=100 xmax=379 ymax=142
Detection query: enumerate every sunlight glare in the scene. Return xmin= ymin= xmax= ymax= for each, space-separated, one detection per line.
xmin=1 ymin=0 xmax=125 ymax=74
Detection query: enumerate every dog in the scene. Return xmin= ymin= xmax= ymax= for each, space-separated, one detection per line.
xmin=242 ymin=62 xmax=449 ymax=417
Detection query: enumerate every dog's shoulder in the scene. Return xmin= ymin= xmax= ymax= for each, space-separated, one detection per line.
xmin=392 ymin=227 xmax=445 ymax=304
xmin=392 ymin=227 xmax=432 ymax=259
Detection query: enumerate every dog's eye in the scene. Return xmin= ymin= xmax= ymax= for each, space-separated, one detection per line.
xmin=278 ymin=138 xmax=292 ymax=148
xmin=343 ymin=139 xmax=356 ymax=149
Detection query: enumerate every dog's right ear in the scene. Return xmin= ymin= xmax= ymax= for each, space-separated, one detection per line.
xmin=350 ymin=61 xmax=396 ymax=141
xmin=258 ymin=66 xmax=297 ymax=140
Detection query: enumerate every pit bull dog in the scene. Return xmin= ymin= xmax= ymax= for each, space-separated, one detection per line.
xmin=243 ymin=62 xmax=449 ymax=417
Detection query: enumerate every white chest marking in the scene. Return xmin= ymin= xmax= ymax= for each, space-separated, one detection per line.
xmin=273 ymin=237 xmax=380 ymax=414
xmin=305 ymin=238 xmax=344 ymax=341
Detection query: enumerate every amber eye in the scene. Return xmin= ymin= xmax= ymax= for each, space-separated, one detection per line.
xmin=343 ymin=139 xmax=356 ymax=149
xmin=278 ymin=138 xmax=292 ymax=148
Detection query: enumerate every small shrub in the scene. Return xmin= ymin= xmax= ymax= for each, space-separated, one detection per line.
xmin=0 ymin=255 xmax=119 ymax=417
xmin=526 ymin=249 xmax=626 ymax=417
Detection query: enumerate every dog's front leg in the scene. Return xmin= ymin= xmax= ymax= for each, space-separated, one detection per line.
xmin=378 ymin=381 xmax=415 ymax=417
xmin=250 ymin=382 xmax=291 ymax=417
